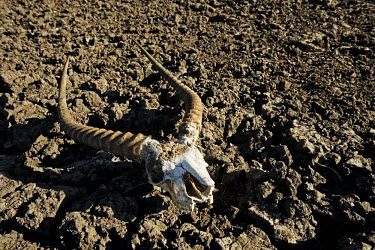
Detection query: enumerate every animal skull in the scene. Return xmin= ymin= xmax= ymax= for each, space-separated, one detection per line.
xmin=142 ymin=139 xmax=214 ymax=211
xmin=57 ymin=40 xmax=215 ymax=212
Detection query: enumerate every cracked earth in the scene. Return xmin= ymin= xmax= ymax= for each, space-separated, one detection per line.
xmin=0 ymin=0 xmax=374 ymax=249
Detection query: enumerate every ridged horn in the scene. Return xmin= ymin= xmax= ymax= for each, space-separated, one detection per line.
xmin=133 ymin=40 xmax=204 ymax=143
xmin=58 ymin=57 xmax=149 ymax=160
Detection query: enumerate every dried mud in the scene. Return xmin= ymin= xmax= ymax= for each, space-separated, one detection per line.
xmin=1 ymin=0 xmax=374 ymax=249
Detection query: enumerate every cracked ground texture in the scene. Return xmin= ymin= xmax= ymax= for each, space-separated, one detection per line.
xmin=0 ymin=0 xmax=374 ymax=249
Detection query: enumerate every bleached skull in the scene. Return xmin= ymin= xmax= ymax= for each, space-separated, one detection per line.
xmin=143 ymin=140 xmax=214 ymax=212
xmin=57 ymin=41 xmax=216 ymax=212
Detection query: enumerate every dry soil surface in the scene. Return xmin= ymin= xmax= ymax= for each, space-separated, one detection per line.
xmin=0 ymin=0 xmax=374 ymax=249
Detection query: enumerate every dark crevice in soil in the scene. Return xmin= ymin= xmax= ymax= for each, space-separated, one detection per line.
xmin=0 ymin=220 xmax=59 ymax=248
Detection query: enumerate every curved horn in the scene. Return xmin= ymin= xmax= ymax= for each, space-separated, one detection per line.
xmin=133 ymin=40 xmax=203 ymax=144
xmin=58 ymin=57 xmax=150 ymax=160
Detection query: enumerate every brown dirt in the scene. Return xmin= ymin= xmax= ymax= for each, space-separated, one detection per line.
xmin=1 ymin=0 xmax=374 ymax=249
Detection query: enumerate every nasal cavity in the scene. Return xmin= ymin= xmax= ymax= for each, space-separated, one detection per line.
xmin=183 ymin=172 xmax=208 ymax=198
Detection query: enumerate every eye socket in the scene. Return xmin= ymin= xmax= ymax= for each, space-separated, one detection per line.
xmin=183 ymin=172 xmax=208 ymax=198
xmin=145 ymin=158 xmax=165 ymax=184
xmin=149 ymin=169 xmax=164 ymax=184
